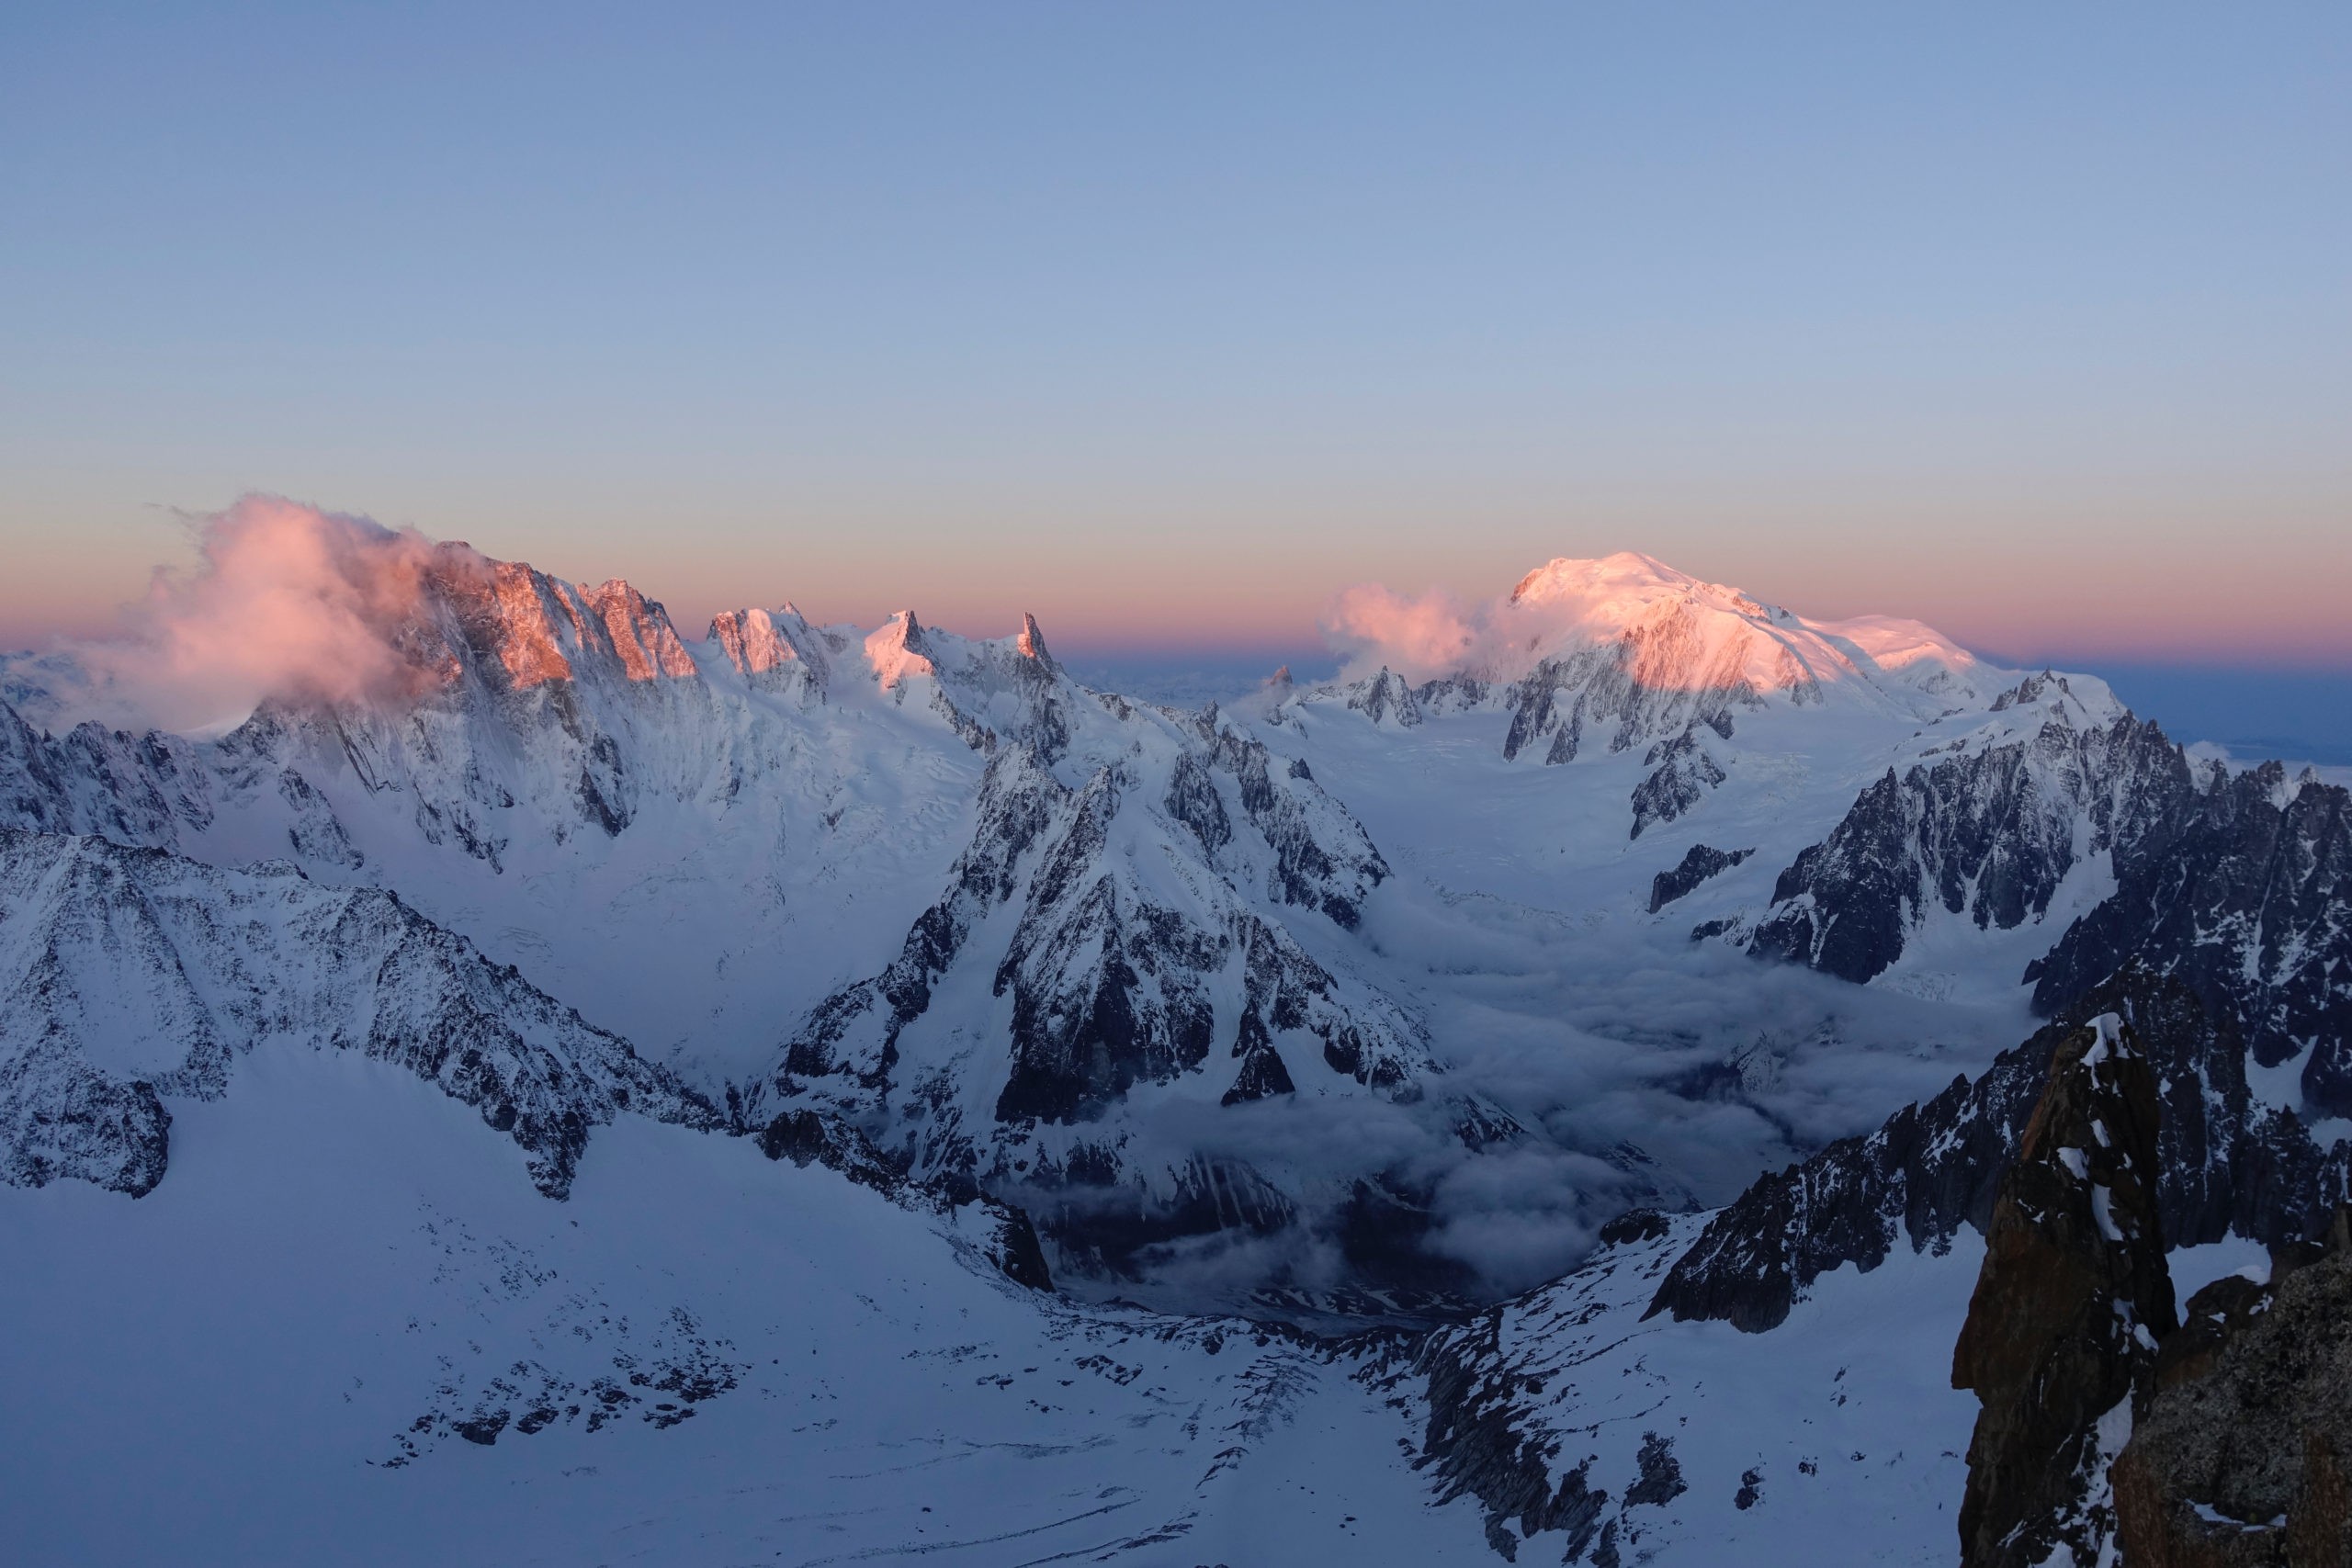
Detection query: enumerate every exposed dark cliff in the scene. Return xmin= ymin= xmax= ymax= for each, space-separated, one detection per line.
xmin=2114 ymin=1213 xmax=2352 ymax=1566
xmin=2032 ymin=763 xmax=2351 ymax=1113
xmin=1750 ymin=689 xmax=2192 ymax=983
xmin=1951 ymin=1011 xmax=2176 ymax=1568
xmin=1647 ymin=843 xmax=1752 ymax=913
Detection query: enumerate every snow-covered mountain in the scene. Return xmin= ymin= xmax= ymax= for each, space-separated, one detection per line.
xmin=7 ymin=527 xmax=2350 ymax=1563
xmin=0 ymin=825 xmax=720 ymax=1199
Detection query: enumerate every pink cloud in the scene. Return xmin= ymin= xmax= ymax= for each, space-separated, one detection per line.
xmin=1318 ymin=583 xmax=1479 ymax=682
xmin=68 ymin=494 xmax=469 ymax=733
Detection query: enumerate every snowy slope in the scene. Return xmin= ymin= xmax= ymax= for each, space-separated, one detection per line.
xmin=1399 ymin=1212 xmax=1987 ymax=1565
xmin=0 ymin=826 xmax=718 ymax=1199
xmin=0 ymin=1044 xmax=1490 ymax=1566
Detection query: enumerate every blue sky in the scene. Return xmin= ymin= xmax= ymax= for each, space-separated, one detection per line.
xmin=3 ymin=4 xmax=2346 ymax=678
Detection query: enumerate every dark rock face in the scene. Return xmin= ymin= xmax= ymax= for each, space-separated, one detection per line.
xmin=1623 ymin=1433 xmax=1688 ymax=1507
xmin=1020 ymin=1150 xmax=1301 ymax=1284
xmin=1497 ymin=613 xmax=1757 ymax=767
xmin=1647 ymin=844 xmax=1753 ymax=913
xmin=1750 ymin=699 xmax=2194 ymax=983
xmin=993 ymin=869 xmax=1222 ymax=1123
xmin=970 ymin=1199 xmax=1057 ymax=1292
xmin=1345 ymin=668 xmax=1423 ymax=728
xmin=386 ymin=1301 xmax=743 ymax=1464
xmin=1207 ymin=727 xmax=1390 ymax=929
xmin=1628 ymin=727 xmax=1725 ymax=839
xmin=1597 ymin=1206 xmax=1670 ymax=1245
xmin=1415 ymin=1318 xmax=1615 ymax=1563
xmin=2114 ymin=1214 xmax=2352 ymax=1566
xmin=1951 ymin=1011 xmax=2177 ymax=1568
xmin=0 ymin=696 xmax=210 ymax=850
xmin=1221 ymin=1006 xmax=1296 ymax=1105
xmin=0 ymin=827 xmax=719 ymax=1201
xmin=1240 ymin=915 xmax=1420 ymax=1096
xmin=2032 ymin=764 xmax=2352 ymax=1114
xmin=1410 ymin=672 xmax=1490 ymax=716
xmin=1747 ymin=769 xmax=1923 ymax=982
xmin=0 ymin=1050 xmax=170 ymax=1197
xmin=755 ymin=1108 xmax=1054 ymax=1292
xmin=993 ymin=768 xmax=1226 ymax=1124
xmin=768 ymin=745 xmax=1068 ymax=1092
xmin=277 ymin=768 xmax=364 ymax=868
xmin=1646 ymin=968 xmax=2352 ymax=1335
xmin=1162 ymin=750 xmax=1231 ymax=855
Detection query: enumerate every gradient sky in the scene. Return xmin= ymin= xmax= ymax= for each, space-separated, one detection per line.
xmin=3 ymin=3 xmax=2346 ymax=667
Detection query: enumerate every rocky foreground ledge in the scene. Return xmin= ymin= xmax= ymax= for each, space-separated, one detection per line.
xmin=1953 ymin=1011 xmax=2352 ymax=1567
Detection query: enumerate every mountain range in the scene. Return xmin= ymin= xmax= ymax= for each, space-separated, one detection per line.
xmin=6 ymin=534 xmax=2346 ymax=1564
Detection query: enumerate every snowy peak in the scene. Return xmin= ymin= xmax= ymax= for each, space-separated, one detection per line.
xmin=431 ymin=555 xmax=587 ymax=692
xmin=1506 ymin=550 xmax=1732 ymax=613
xmin=854 ymin=612 xmax=1089 ymax=760
xmin=1330 ymin=550 xmax=1998 ymax=717
xmin=1015 ymin=612 xmax=1056 ymax=671
xmin=582 ymin=580 xmax=698 ymax=683
xmin=707 ymin=604 xmax=831 ymax=696
xmin=1812 ymin=613 xmax=1988 ymax=695
xmin=1501 ymin=551 xmax=1878 ymax=700
xmin=1987 ymin=669 xmax=2126 ymax=729
xmin=424 ymin=554 xmax=704 ymax=696
xmin=864 ymin=610 xmax=936 ymax=692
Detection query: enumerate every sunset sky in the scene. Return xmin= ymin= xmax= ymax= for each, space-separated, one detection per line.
xmin=3 ymin=4 xmax=2346 ymax=673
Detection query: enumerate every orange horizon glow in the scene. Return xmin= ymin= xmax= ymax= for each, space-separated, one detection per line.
xmin=3 ymin=496 xmax=2347 ymax=677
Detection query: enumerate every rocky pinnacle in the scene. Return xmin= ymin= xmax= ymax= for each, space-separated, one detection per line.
xmin=1952 ymin=1011 xmax=2178 ymax=1568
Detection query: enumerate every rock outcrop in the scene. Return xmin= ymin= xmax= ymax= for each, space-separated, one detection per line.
xmin=1951 ymin=1011 xmax=2177 ymax=1568
xmin=1628 ymin=725 xmax=1727 ymax=839
xmin=755 ymin=1107 xmax=1055 ymax=1294
xmin=1648 ymin=966 xmax=2352 ymax=1336
xmin=1750 ymin=684 xmax=2189 ymax=982
xmin=2112 ymin=1212 xmax=2352 ymax=1566
xmin=1647 ymin=843 xmax=1751 ymax=912
xmin=2032 ymin=762 xmax=2351 ymax=1114
xmin=1345 ymin=668 xmax=1423 ymax=728
xmin=1392 ymin=1213 xmax=1715 ymax=1564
